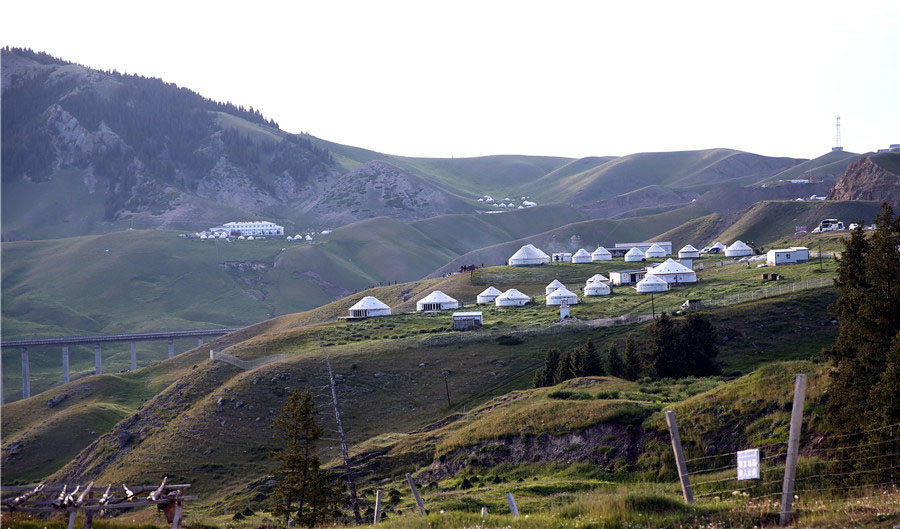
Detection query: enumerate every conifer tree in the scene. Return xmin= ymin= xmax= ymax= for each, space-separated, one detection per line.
xmin=569 ymin=345 xmax=586 ymax=377
xmin=581 ymin=339 xmax=604 ymax=376
xmin=647 ymin=313 xmax=680 ymax=379
xmin=607 ymin=342 xmax=624 ymax=378
xmin=270 ymin=390 xmax=342 ymax=527
xmin=554 ymin=350 xmax=575 ymax=384
xmin=623 ymin=334 xmax=640 ymax=380
xmin=678 ymin=313 xmax=721 ymax=376
xmin=533 ymin=348 xmax=561 ymax=387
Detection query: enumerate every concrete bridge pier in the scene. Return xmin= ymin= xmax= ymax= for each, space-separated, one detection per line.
xmin=130 ymin=341 xmax=137 ymax=371
xmin=94 ymin=344 xmax=102 ymax=375
xmin=21 ymin=347 xmax=30 ymax=399
xmin=62 ymin=345 xmax=70 ymax=384
xmin=168 ymin=339 xmax=174 ymax=358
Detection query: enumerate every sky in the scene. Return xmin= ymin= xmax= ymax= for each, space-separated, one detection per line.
xmin=3 ymin=0 xmax=898 ymax=160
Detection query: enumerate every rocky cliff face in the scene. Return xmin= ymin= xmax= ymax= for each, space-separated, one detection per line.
xmin=827 ymin=154 xmax=900 ymax=207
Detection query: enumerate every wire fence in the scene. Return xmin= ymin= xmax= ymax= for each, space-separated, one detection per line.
xmin=683 ymin=422 xmax=900 ymax=509
xmin=210 ymin=350 xmax=289 ymax=370
xmin=651 ymin=276 xmax=835 ymax=316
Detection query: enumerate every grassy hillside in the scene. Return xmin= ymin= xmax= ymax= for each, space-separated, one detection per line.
xmin=756 ymin=150 xmax=861 ymax=185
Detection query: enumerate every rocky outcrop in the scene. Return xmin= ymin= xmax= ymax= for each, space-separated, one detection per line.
xmin=827 ymin=154 xmax=900 ymax=207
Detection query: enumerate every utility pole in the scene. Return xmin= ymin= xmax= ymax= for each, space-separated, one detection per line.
xmin=322 ymin=341 xmax=362 ymax=525
xmin=442 ymin=371 xmax=451 ymax=407
xmin=651 ymin=292 xmax=656 ymax=318
xmin=818 ymin=241 xmax=822 ymax=271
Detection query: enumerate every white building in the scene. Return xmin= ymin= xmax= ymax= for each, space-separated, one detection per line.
xmin=610 ymin=269 xmax=646 ymax=286
xmin=476 ymin=286 xmax=503 ymax=304
xmin=508 ymin=244 xmax=551 ymax=266
xmin=646 ymin=258 xmax=697 ymax=284
xmin=211 ymin=221 xmax=284 ymax=237
xmin=551 ymin=252 xmax=573 ymax=262
xmin=591 ymin=246 xmax=612 ymax=261
xmin=636 ymin=275 xmax=669 ymax=293
xmin=678 ymin=244 xmax=700 ymax=259
xmin=584 ymin=282 xmax=611 ymax=296
xmin=766 ymin=247 xmax=810 ymax=266
xmin=348 ymin=296 xmax=391 ymax=318
xmin=416 ymin=291 xmax=459 ymax=312
xmin=453 ymin=312 xmax=483 ymax=330
xmin=545 ymin=279 xmax=565 ymax=295
xmin=546 ymin=287 xmax=579 ymax=306
xmin=495 ymin=289 xmax=531 ymax=307
xmin=572 ymin=249 xmax=592 ymax=263
xmin=725 ymin=240 xmax=753 ymax=257
xmin=624 ymin=247 xmax=645 ymax=262
xmin=645 ymin=244 xmax=667 ymax=258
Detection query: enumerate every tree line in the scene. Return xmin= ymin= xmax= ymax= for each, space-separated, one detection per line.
xmin=533 ymin=312 xmax=721 ymax=388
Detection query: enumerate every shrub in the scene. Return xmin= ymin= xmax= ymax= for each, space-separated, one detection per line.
xmin=548 ymin=390 xmax=592 ymax=400
xmin=495 ymin=335 xmax=524 ymax=345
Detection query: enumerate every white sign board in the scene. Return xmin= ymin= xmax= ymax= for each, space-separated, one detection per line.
xmin=737 ymin=448 xmax=760 ymax=480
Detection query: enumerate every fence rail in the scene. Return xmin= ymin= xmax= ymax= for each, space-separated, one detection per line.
xmin=652 ymin=276 xmax=835 ymax=316
xmin=210 ymin=350 xmax=289 ymax=370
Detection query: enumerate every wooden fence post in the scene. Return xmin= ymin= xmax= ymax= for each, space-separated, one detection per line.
xmin=506 ymin=492 xmax=519 ymax=517
xmin=405 ymin=473 xmax=426 ymax=515
xmin=67 ymin=511 xmax=77 ymax=529
xmin=779 ymin=374 xmax=807 ymax=525
xmin=373 ymin=489 xmax=382 ymax=525
xmin=82 ymin=490 xmax=93 ymax=529
xmin=665 ymin=410 xmax=694 ymax=503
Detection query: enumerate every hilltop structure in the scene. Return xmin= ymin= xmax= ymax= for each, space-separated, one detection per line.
xmin=211 ymin=221 xmax=284 ymax=237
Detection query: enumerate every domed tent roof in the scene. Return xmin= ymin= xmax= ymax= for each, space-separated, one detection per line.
xmin=348 ymin=296 xmax=392 ymax=317
xmin=546 ymin=286 xmax=579 ymax=306
xmin=586 ymin=273 xmax=609 ymax=285
xmin=711 ymin=241 xmax=726 ymax=251
xmin=624 ymin=247 xmax=645 ymax=262
xmin=495 ymin=288 xmax=530 ymax=307
xmin=647 ymin=258 xmax=697 ymax=283
xmin=636 ymin=274 xmax=669 ymax=293
xmin=725 ymin=240 xmax=753 ymax=257
xmin=476 ymin=286 xmax=503 ymax=303
xmin=572 ymin=248 xmax=592 ymax=263
xmin=584 ymin=282 xmax=611 ymax=296
xmin=591 ymin=246 xmax=611 ymax=261
xmin=678 ymin=244 xmax=700 ymax=258
xmin=508 ymin=244 xmax=551 ymax=266
xmin=645 ymin=244 xmax=667 ymax=258
xmin=416 ymin=290 xmax=459 ymax=311
xmin=545 ymin=279 xmax=565 ymax=295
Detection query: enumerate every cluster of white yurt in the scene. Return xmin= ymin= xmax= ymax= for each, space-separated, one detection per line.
xmin=710 ymin=241 xmax=727 ymax=252
xmin=348 ymin=296 xmax=392 ymax=318
xmin=624 ymin=247 xmax=645 ymax=262
xmin=571 ymin=249 xmax=592 ymax=263
xmin=584 ymin=281 xmax=611 ymax=296
xmin=635 ymin=274 xmax=669 ymax=293
xmin=477 ymin=286 xmax=503 ymax=304
xmin=678 ymin=244 xmax=700 ymax=259
xmin=587 ymin=273 xmax=610 ymax=284
xmin=496 ymin=288 xmax=530 ymax=307
xmin=591 ymin=246 xmax=611 ymax=261
xmin=545 ymin=279 xmax=565 ymax=295
xmin=647 ymin=258 xmax=697 ymax=283
xmin=645 ymin=244 xmax=667 ymax=258
xmin=508 ymin=244 xmax=551 ymax=266
xmin=546 ymin=286 xmax=579 ymax=306
xmin=725 ymin=240 xmax=753 ymax=257
xmin=416 ymin=291 xmax=459 ymax=312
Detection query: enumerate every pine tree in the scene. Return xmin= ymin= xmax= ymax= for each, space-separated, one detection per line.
xmin=647 ymin=313 xmax=680 ymax=379
xmin=569 ymin=345 xmax=586 ymax=377
xmin=270 ymin=390 xmax=342 ymax=527
xmin=623 ymin=334 xmax=640 ymax=380
xmin=554 ymin=350 xmax=575 ymax=384
xmin=581 ymin=339 xmax=604 ymax=376
xmin=607 ymin=343 xmax=624 ymax=378
xmin=678 ymin=313 xmax=721 ymax=376
xmin=533 ymin=348 xmax=562 ymax=387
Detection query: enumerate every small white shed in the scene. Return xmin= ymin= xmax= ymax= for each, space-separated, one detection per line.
xmin=551 ymin=252 xmax=573 ymax=262
xmin=609 ymin=269 xmax=646 ymax=286
xmin=766 ymin=247 xmax=810 ymax=266
xmin=453 ymin=311 xmax=483 ymax=330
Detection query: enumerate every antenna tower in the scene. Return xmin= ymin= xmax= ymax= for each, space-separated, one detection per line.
xmin=832 ymin=114 xmax=843 ymax=151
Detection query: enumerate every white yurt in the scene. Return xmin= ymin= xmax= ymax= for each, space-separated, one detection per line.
xmin=238 ymin=235 xmax=246 ymax=240
xmin=495 ymin=288 xmax=531 ymax=307
xmin=711 ymin=241 xmax=727 ymax=252
xmin=586 ymin=273 xmax=610 ymax=285
xmin=725 ymin=240 xmax=753 ymax=257
xmin=247 ymin=236 xmax=255 ymax=240
xmin=199 ymin=234 xmax=208 ymax=240
xmin=572 ymin=249 xmax=592 ymax=263
xmin=348 ymin=296 xmax=391 ymax=318
xmin=545 ymin=279 xmax=565 ymax=295
xmin=584 ymin=282 xmax=611 ymax=296
xmin=508 ymin=244 xmax=551 ymax=266
xmin=635 ymin=274 xmax=669 ymax=293
xmin=624 ymin=247 xmax=645 ymax=262
xmin=647 ymin=258 xmax=697 ymax=283
xmin=645 ymin=244 xmax=667 ymax=258
xmin=476 ymin=286 xmax=503 ymax=304
xmin=678 ymin=244 xmax=700 ymax=259
xmin=546 ymin=286 xmax=579 ymax=306
xmin=591 ymin=246 xmax=612 ymax=261
xmin=286 ymin=236 xmax=293 ymax=241
xmin=416 ymin=290 xmax=459 ymax=312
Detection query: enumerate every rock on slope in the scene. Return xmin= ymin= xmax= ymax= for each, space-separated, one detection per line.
xmin=826 ymin=153 xmax=900 ymax=207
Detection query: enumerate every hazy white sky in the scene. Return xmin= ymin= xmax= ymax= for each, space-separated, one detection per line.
xmin=3 ymin=0 xmax=898 ymax=160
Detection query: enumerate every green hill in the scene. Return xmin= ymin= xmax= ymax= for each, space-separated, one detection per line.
xmin=756 ymin=150 xmax=861 ymax=185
